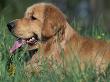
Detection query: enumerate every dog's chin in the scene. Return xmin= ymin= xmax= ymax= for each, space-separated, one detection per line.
xmin=26 ymin=43 xmax=40 ymax=56
xmin=28 ymin=43 xmax=39 ymax=50
xmin=28 ymin=46 xmax=38 ymax=56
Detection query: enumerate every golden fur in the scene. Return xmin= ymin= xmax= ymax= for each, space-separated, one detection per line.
xmin=10 ymin=3 xmax=110 ymax=72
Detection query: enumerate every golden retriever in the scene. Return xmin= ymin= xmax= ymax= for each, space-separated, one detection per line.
xmin=7 ymin=2 xmax=110 ymax=72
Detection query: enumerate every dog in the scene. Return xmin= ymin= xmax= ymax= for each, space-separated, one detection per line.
xmin=7 ymin=3 xmax=110 ymax=73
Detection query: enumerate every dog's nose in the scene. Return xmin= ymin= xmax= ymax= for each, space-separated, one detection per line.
xmin=7 ymin=21 xmax=15 ymax=32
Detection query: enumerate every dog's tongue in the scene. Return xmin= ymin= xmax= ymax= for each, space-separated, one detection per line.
xmin=10 ymin=39 xmax=26 ymax=53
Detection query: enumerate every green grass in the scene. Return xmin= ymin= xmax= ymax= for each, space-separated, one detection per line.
xmin=0 ymin=16 xmax=110 ymax=82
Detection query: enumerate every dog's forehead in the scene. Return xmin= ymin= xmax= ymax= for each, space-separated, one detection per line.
xmin=25 ymin=3 xmax=46 ymax=19
xmin=25 ymin=6 xmax=36 ymax=17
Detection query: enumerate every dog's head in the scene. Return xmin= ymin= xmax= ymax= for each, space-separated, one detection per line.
xmin=7 ymin=3 xmax=66 ymax=53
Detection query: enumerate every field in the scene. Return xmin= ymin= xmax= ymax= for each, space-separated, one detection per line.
xmin=0 ymin=16 xmax=110 ymax=82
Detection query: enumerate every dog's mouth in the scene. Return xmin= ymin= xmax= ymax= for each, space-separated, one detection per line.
xmin=10 ymin=34 xmax=39 ymax=53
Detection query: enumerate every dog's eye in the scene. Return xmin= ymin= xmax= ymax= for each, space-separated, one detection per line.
xmin=31 ymin=16 xmax=37 ymax=20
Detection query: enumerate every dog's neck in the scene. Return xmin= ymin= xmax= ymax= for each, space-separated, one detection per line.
xmin=65 ymin=22 xmax=78 ymax=41
xmin=60 ymin=22 xmax=78 ymax=48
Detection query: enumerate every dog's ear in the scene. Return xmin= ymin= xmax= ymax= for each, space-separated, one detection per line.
xmin=41 ymin=4 xmax=66 ymax=39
